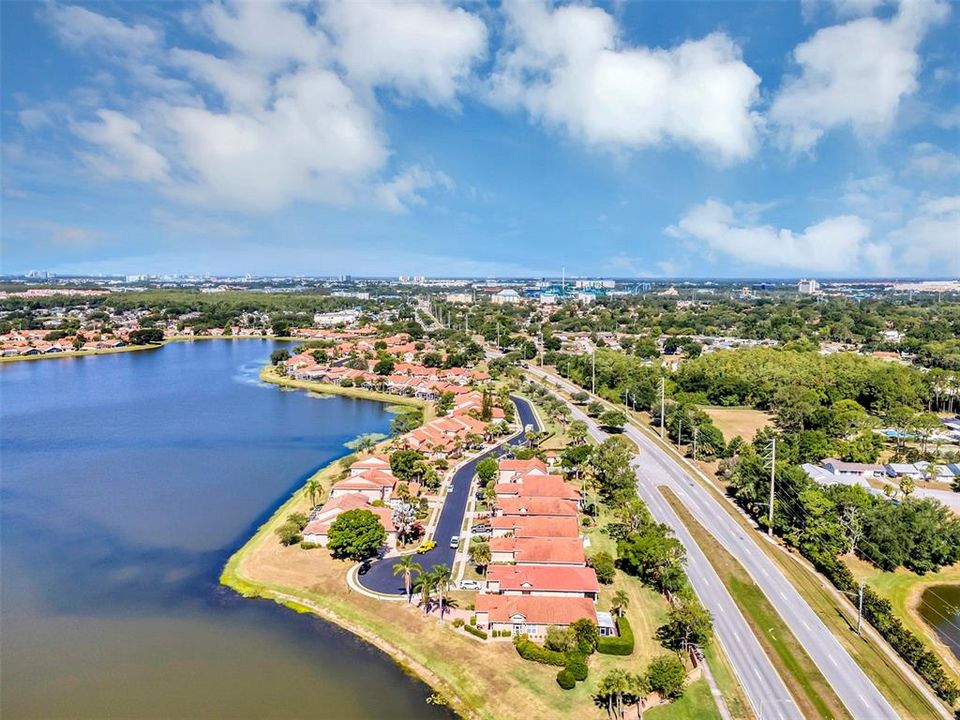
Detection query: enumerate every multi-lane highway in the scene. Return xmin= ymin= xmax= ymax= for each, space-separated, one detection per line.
xmin=526 ymin=366 xmax=902 ymax=720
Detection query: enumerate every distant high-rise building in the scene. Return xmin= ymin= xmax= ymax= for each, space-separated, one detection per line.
xmin=575 ymin=279 xmax=615 ymax=289
xmin=798 ymin=279 xmax=820 ymax=295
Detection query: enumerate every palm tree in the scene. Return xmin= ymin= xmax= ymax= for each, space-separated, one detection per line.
xmin=611 ymin=589 xmax=630 ymax=618
xmin=393 ymin=555 xmax=422 ymax=603
xmin=430 ymin=564 xmax=453 ymax=619
xmin=304 ymin=478 xmax=322 ymax=509
xmin=413 ymin=572 xmax=434 ymax=615
xmin=595 ymin=668 xmax=631 ymax=719
xmin=356 ymin=434 xmax=378 ymax=454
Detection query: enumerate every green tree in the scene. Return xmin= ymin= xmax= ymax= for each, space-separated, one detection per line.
xmin=390 ymin=449 xmax=426 ymax=480
xmin=275 ymin=521 xmax=302 ymax=546
xmin=569 ymin=420 xmax=589 ymax=444
xmin=436 ymin=391 xmax=456 ymax=416
xmin=611 ymin=589 xmax=630 ymax=618
xmin=392 ymin=554 xmax=422 ymax=603
xmin=593 ymin=436 xmax=636 ymax=504
xmin=594 ymin=668 xmax=632 ymax=719
xmin=469 ymin=539 xmax=491 ymax=569
xmin=476 ymin=456 xmax=498 ymax=484
xmin=599 ymin=409 xmax=627 ymax=431
xmin=430 ymin=564 xmax=453 ymax=619
xmin=617 ymin=525 xmax=686 ymax=595
xmin=645 ymin=655 xmax=686 ymax=699
xmin=656 ymin=595 xmax=713 ymax=652
xmin=304 ymin=477 xmax=322 ymax=508
xmin=570 ymin=618 xmax=599 ymax=654
xmin=589 ymin=551 xmax=616 ymax=584
xmin=327 ymin=509 xmax=386 ymax=561
xmin=374 ymin=357 xmax=395 ymax=375
xmin=270 ymin=348 xmax=290 ymax=365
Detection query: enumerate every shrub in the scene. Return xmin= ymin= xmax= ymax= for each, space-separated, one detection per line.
xmin=597 ymin=617 xmax=635 ymax=656
xmin=565 ymin=657 xmax=589 ymax=682
xmin=275 ymin=521 xmax=302 ymax=546
xmin=571 ymin=618 xmax=599 ymax=654
xmin=544 ymin=625 xmax=576 ymax=653
xmin=287 ymin=512 xmax=308 ymax=530
xmin=589 ymin=551 xmax=616 ymax=584
xmin=469 ymin=615 xmax=477 ymax=626
xmin=514 ymin=636 xmax=568 ymax=667
xmin=463 ymin=624 xmax=488 ymax=640
xmin=452 ymin=618 xmax=465 ymax=628
xmin=298 ymin=541 xmax=321 ymax=550
xmin=556 ymin=669 xmax=576 ymax=690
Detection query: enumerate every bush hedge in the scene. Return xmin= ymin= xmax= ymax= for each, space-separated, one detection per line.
xmin=807 ymin=549 xmax=959 ymax=704
xmin=556 ymin=669 xmax=576 ymax=690
xmin=597 ymin=617 xmax=635 ymax=656
xmin=514 ymin=636 xmax=568 ymax=667
xmin=463 ymin=624 xmax=488 ymax=640
xmin=565 ymin=657 xmax=589 ymax=681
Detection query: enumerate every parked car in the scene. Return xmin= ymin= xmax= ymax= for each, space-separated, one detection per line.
xmin=471 ymin=524 xmax=491 ymax=534
xmin=417 ymin=540 xmax=436 ymax=554
xmin=450 ymin=534 xmax=461 ymax=548
xmin=459 ymin=580 xmax=481 ymax=591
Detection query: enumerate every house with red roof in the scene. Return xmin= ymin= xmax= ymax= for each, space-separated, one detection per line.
xmin=474 ymin=595 xmax=597 ymax=640
xmin=489 ymin=537 xmax=586 ymax=566
xmin=302 ymin=493 xmax=396 ymax=549
xmin=485 ymin=565 xmax=599 ymax=600
xmin=489 ymin=515 xmax=581 ymax=539
xmin=493 ymin=497 xmax=579 ymax=518
xmin=493 ymin=475 xmax=581 ymax=505
xmin=497 ymin=457 xmax=548 ymax=484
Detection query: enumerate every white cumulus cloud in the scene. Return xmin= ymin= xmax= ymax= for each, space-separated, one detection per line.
xmin=771 ymin=0 xmax=950 ymax=153
xmin=487 ymin=0 xmax=762 ymax=162
xmin=665 ymin=199 xmax=875 ymax=272
xmin=322 ymin=0 xmax=487 ymax=107
xmin=73 ymin=109 xmax=170 ymax=182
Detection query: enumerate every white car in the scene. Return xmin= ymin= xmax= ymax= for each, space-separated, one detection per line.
xmin=449 ymin=535 xmax=461 ymax=548
xmin=459 ymin=580 xmax=481 ymax=591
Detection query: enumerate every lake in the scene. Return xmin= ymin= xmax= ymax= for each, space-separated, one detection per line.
xmin=917 ymin=584 xmax=960 ymax=663
xmin=0 ymin=340 xmax=453 ymax=719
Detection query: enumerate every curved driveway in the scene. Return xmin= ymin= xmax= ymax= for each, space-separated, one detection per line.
xmin=358 ymin=397 xmax=540 ymax=595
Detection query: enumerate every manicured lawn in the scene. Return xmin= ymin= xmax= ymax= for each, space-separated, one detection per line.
xmin=662 ymin=487 xmax=851 ymax=720
xmin=701 ymin=406 xmax=772 ymax=443
xmin=647 ymin=677 xmax=721 ymax=720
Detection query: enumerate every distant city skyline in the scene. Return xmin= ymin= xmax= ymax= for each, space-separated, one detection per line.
xmin=2 ymin=1 xmax=958 ymax=277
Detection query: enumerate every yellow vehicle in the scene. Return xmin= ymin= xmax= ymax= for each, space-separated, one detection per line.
xmin=417 ymin=539 xmax=437 ymax=554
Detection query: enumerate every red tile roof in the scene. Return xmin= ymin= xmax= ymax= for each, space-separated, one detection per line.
xmin=489 ymin=537 xmax=586 ymax=565
xmin=486 ymin=565 xmax=599 ymax=594
xmin=489 ymin=516 xmax=580 ymax=538
xmin=475 ymin=595 xmax=597 ymax=626
xmin=494 ymin=497 xmax=579 ymax=517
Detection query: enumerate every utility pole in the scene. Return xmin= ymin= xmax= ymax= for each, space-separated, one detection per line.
xmin=591 ymin=348 xmax=596 ymax=395
xmin=659 ymin=377 xmax=665 ymax=440
xmin=693 ymin=428 xmax=698 ymax=462
xmin=857 ymin=581 xmax=864 ymax=637
xmin=677 ymin=416 xmax=683 ymax=446
xmin=767 ymin=438 xmax=776 ymax=537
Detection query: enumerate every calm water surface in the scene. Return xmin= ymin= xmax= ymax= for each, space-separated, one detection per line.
xmin=918 ymin=584 xmax=960 ymax=663
xmin=0 ymin=340 xmax=453 ymax=719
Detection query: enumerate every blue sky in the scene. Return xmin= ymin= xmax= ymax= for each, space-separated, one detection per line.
xmin=1 ymin=0 xmax=958 ymax=278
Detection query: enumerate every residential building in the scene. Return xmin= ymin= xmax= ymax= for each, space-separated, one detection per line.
xmin=485 ymin=565 xmax=599 ymax=600
xmin=474 ymin=595 xmax=597 ymax=640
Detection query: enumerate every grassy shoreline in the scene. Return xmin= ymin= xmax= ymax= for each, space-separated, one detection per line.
xmin=258 ymin=365 xmax=435 ymax=421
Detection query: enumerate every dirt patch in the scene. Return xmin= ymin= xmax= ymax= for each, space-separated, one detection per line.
xmin=702 ymin=407 xmax=771 ymax=443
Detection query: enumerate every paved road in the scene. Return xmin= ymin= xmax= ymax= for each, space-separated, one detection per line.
xmin=357 ymin=397 xmax=540 ymax=595
xmin=527 ymin=367 xmax=901 ymax=720
xmin=560 ymin=394 xmax=801 ymax=720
